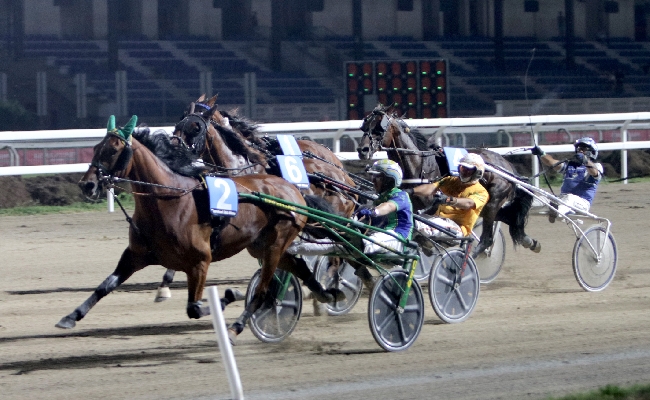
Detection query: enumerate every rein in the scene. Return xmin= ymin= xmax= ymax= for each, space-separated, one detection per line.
xmin=105 ymin=175 xmax=203 ymax=198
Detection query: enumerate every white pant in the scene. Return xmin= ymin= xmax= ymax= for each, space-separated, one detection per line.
xmin=556 ymin=193 xmax=590 ymax=215
xmin=415 ymin=216 xmax=463 ymax=240
xmin=286 ymin=231 xmax=403 ymax=256
xmin=362 ymin=231 xmax=404 ymax=254
xmin=286 ymin=234 xmax=348 ymax=256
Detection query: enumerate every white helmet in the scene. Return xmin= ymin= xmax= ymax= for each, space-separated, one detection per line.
xmin=458 ymin=153 xmax=485 ymax=184
xmin=574 ymin=137 xmax=598 ymax=160
xmin=369 ymin=159 xmax=403 ymax=187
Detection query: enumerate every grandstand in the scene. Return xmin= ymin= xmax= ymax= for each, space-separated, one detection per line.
xmin=0 ymin=24 xmax=641 ymax=129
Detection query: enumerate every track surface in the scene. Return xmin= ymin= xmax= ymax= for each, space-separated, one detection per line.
xmin=1 ymin=181 xmax=650 ymax=400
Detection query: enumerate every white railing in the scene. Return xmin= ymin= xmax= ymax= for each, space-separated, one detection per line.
xmin=2 ymin=112 xmax=650 ymax=184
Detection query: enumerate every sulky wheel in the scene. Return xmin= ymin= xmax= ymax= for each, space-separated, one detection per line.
xmin=572 ymin=226 xmax=618 ymax=292
xmin=313 ymin=256 xmax=363 ymax=316
xmin=301 ymin=255 xmax=320 ymax=272
xmin=472 ymin=219 xmax=506 ymax=284
xmin=367 ymin=270 xmax=425 ymax=352
xmin=245 ymin=268 xmax=303 ymax=343
xmin=414 ymin=246 xmax=440 ymax=283
xmin=428 ymin=249 xmax=480 ymax=324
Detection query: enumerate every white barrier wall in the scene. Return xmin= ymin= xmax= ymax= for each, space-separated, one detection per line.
xmin=2 ymin=112 xmax=650 ymax=184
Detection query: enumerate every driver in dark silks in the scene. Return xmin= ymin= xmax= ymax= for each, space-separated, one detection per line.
xmin=405 ymin=153 xmax=490 ymax=242
xmin=287 ymin=160 xmax=413 ymax=287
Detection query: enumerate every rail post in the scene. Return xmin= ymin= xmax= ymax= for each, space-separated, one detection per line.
xmin=621 ymin=120 xmax=629 ymax=184
xmin=207 ymin=286 xmax=244 ymax=400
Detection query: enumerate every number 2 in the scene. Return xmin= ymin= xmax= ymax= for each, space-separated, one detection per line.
xmin=213 ymin=179 xmax=233 ymax=210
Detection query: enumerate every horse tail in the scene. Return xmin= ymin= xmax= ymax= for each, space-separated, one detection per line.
xmin=496 ymin=186 xmax=533 ymax=246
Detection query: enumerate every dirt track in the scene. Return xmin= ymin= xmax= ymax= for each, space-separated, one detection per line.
xmin=1 ymin=181 xmax=650 ymax=400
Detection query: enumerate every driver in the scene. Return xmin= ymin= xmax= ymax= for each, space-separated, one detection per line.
xmin=287 ymin=160 xmax=412 ymax=288
xmin=406 ymin=153 xmax=489 ymax=239
xmin=287 ymin=159 xmax=413 ymax=256
xmin=532 ymin=137 xmax=603 ymax=222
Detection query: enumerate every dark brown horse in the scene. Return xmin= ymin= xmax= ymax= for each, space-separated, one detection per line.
xmin=56 ymin=115 xmax=313 ymax=342
xmin=356 ymin=106 xmax=539 ymax=257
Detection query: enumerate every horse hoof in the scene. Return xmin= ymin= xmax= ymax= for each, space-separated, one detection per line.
xmin=328 ymin=288 xmax=346 ymax=302
xmin=474 ymin=251 xmax=488 ymax=260
xmin=55 ymin=316 xmax=76 ymax=329
xmin=530 ymin=240 xmax=541 ymax=253
xmin=225 ymin=288 xmax=245 ymax=302
xmin=154 ymin=287 xmax=171 ymax=302
xmin=228 ymin=329 xmax=238 ymax=346
xmin=312 ymin=291 xmax=334 ymax=304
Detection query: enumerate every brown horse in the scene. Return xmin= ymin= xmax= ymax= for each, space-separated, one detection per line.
xmin=56 ymin=115 xmax=312 ymax=342
xmin=356 ymin=106 xmax=539 ymax=258
xmin=188 ymin=95 xmax=358 ymax=217
xmin=153 ymin=102 xmax=348 ymax=305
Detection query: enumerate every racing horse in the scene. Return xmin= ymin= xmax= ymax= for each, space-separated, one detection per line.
xmin=153 ymin=102 xmax=348 ymax=305
xmin=180 ymin=96 xmax=357 ymax=214
xmin=55 ymin=115 xmax=316 ymax=342
xmin=193 ymin=95 xmax=350 ymax=174
xmin=356 ymin=105 xmax=539 ymax=257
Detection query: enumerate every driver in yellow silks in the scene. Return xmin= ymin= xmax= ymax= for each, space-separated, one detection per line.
xmin=405 ymin=153 xmax=489 ymax=239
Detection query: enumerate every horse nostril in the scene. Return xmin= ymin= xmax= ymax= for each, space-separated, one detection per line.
xmin=79 ymin=181 xmax=96 ymax=194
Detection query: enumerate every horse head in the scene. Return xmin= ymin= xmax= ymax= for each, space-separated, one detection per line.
xmin=79 ymin=115 xmax=137 ymax=199
xmin=357 ymin=104 xmax=390 ymax=160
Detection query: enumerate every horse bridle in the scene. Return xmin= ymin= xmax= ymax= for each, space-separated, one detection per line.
xmin=90 ymin=131 xmax=133 ymax=179
xmin=175 ymin=102 xmax=211 ymax=152
xmin=358 ymin=109 xmax=390 ymax=155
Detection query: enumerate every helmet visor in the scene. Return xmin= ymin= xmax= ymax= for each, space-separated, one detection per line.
xmin=459 ymin=164 xmax=477 ymax=181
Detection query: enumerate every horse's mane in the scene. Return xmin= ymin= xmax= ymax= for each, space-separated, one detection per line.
xmin=388 ymin=114 xmax=428 ymax=152
xmin=132 ymin=127 xmax=206 ymax=177
xmin=213 ymin=123 xmax=266 ymax=165
xmin=218 ymin=109 xmax=266 ymax=147
xmin=407 ymin=128 xmax=429 ymax=152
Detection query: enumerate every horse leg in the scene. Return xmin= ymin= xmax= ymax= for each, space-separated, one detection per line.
xmin=154 ymin=269 xmax=176 ymax=302
xmin=496 ymin=187 xmax=540 ymax=253
xmin=473 ymin=214 xmax=496 ymax=259
xmin=185 ymin=261 xmax=211 ymax=319
xmin=228 ymin=252 xmax=279 ymax=344
xmin=56 ymin=248 xmax=146 ymax=329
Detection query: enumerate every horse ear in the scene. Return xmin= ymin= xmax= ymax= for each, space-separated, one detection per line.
xmin=207 ymin=95 xmax=218 ymax=106
xmin=121 ymin=115 xmax=138 ymax=142
xmin=107 ymin=115 xmax=116 ymax=132
xmin=206 ymin=103 xmax=220 ymax=119
xmin=197 ymin=94 xmax=206 ymax=102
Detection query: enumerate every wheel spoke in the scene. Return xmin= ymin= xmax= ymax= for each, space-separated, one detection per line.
xmin=378 ymin=290 xmax=397 ymax=308
xmin=375 ymin=308 xmax=397 ymax=333
xmin=395 ymin=313 xmax=407 ymax=342
xmin=435 ymin=270 xmax=454 ymax=287
xmin=255 ymin=305 xmax=274 ymax=320
xmin=272 ymin=306 xmax=282 ymax=332
xmin=454 ymin=288 xmax=470 ymax=311
xmin=339 ymin=278 xmax=361 ymax=292
xmin=461 ymin=269 xmax=476 ymax=282
xmin=279 ymin=299 xmax=299 ymax=310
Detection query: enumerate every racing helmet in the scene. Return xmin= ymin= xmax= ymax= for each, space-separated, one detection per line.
xmin=458 ymin=153 xmax=485 ymax=184
xmin=369 ymin=159 xmax=403 ymax=188
xmin=574 ymin=137 xmax=598 ymax=160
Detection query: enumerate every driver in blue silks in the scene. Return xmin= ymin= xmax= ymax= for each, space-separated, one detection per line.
xmin=532 ymin=137 xmax=603 ymax=222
